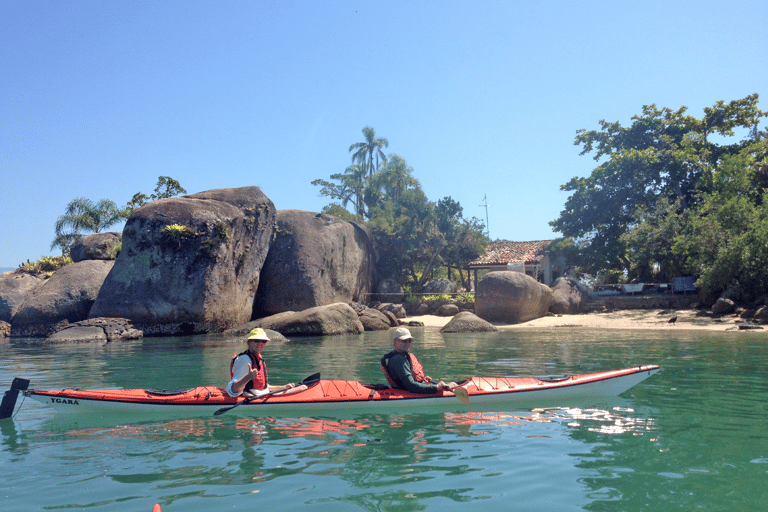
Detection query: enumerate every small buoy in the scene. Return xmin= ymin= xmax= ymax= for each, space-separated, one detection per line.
xmin=152 ymin=504 xmax=161 ymax=512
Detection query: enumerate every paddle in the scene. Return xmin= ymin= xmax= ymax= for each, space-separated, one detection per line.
xmin=213 ymin=372 xmax=321 ymax=416
xmin=450 ymin=386 xmax=470 ymax=405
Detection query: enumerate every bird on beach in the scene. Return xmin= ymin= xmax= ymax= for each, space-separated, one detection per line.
xmin=668 ymin=315 xmax=678 ymax=324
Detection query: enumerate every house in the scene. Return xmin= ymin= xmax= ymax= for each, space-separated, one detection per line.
xmin=467 ymin=240 xmax=564 ymax=287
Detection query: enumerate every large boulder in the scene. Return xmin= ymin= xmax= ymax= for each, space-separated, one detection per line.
xmin=250 ymin=303 xmax=365 ymax=336
xmin=0 ymin=269 xmax=45 ymax=323
xmin=550 ymin=276 xmax=589 ymax=315
xmin=441 ymin=311 xmax=498 ymax=333
xmin=475 ymin=271 xmax=553 ymax=324
xmin=254 ymin=210 xmax=376 ymax=317
xmin=11 ymin=260 xmax=114 ymax=338
xmin=89 ymin=186 xmax=276 ymax=335
xmin=356 ymin=305 xmax=396 ymax=331
xmin=70 ymin=232 xmax=122 ymax=262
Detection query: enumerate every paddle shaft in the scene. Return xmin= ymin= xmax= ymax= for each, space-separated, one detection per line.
xmin=213 ymin=372 xmax=320 ymax=416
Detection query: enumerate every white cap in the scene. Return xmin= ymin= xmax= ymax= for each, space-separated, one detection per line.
xmin=393 ymin=327 xmax=414 ymax=341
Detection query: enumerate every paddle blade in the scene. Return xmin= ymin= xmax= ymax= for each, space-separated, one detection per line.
xmin=301 ymin=373 xmax=321 ymax=386
xmin=452 ymin=387 xmax=470 ymax=405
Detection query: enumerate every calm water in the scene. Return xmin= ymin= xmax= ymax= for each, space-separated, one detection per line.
xmin=2 ymin=327 xmax=767 ymax=511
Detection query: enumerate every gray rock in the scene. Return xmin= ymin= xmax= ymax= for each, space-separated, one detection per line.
xmin=711 ymin=297 xmax=736 ymax=315
xmin=251 ymin=302 xmax=364 ymax=336
xmin=254 ymin=210 xmax=376 ymax=316
xmin=436 ymin=303 xmax=460 ymax=316
xmin=421 ymin=278 xmax=458 ymax=295
xmin=377 ymin=303 xmax=407 ymax=319
xmin=70 ymin=232 xmax=122 ymax=262
xmin=89 ymin=186 xmax=275 ymax=335
xmin=11 ymin=260 xmax=114 ymax=338
xmin=550 ymin=276 xmax=589 ymax=314
xmin=475 ymin=271 xmax=553 ymax=324
xmin=0 ymin=320 xmax=9 ymax=339
xmin=46 ymin=318 xmax=143 ymax=343
xmin=440 ymin=311 xmax=498 ymax=333
xmin=373 ymin=277 xmax=404 ymax=303
xmin=357 ymin=306 xmax=395 ymax=331
xmin=0 ymin=269 xmax=44 ymax=323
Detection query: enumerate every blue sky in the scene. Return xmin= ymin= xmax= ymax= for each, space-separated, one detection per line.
xmin=2 ymin=0 xmax=766 ymax=269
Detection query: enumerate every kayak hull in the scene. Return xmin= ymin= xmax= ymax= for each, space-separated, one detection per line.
xmin=18 ymin=365 xmax=659 ymax=418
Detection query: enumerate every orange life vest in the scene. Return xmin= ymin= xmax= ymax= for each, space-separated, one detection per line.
xmin=380 ymin=350 xmax=426 ymax=389
xmin=230 ymin=350 xmax=268 ymax=391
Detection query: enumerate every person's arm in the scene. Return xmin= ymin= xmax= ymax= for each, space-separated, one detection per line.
xmin=226 ymin=356 xmax=255 ymax=397
xmin=389 ymin=353 xmax=439 ymax=394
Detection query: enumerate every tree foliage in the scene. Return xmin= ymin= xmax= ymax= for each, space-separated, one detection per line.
xmin=349 ymin=126 xmax=389 ymax=177
xmin=51 ymin=198 xmax=123 ymax=254
xmin=315 ymin=127 xmax=488 ymax=289
xmin=124 ymin=176 xmax=187 ymax=216
xmin=551 ymin=94 xmax=767 ymax=284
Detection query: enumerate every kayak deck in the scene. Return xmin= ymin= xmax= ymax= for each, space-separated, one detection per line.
xmin=15 ymin=365 xmax=660 ymax=417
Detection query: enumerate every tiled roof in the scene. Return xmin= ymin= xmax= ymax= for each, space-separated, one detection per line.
xmin=468 ymin=240 xmax=555 ymax=267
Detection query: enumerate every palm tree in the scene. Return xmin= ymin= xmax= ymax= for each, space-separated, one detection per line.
xmin=51 ymin=198 xmax=123 ymax=254
xmin=349 ymin=126 xmax=389 ymax=177
xmin=373 ymin=153 xmax=420 ymax=202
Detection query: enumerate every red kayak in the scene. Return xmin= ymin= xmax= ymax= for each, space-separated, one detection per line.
xmin=2 ymin=365 xmax=659 ymax=419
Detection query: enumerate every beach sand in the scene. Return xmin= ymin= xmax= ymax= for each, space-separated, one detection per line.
xmin=407 ymin=309 xmax=763 ymax=332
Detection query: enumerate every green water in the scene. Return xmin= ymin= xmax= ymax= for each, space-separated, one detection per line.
xmin=2 ymin=327 xmax=767 ymax=511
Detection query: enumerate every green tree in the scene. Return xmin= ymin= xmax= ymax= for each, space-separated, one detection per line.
xmin=435 ymin=197 xmax=488 ymax=288
xmin=311 ymin=164 xmax=369 ymax=218
xmin=673 ymin=147 xmax=768 ymax=302
xmin=349 ymin=126 xmax=389 ymax=177
xmin=51 ymin=198 xmax=123 ymax=254
xmin=372 ymin=153 xmax=420 ymax=203
xmin=367 ymin=188 xmax=438 ymax=286
xmin=124 ymin=176 xmax=187 ymax=216
xmin=551 ymin=94 xmax=766 ymax=277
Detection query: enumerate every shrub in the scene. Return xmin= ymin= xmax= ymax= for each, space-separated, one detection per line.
xmin=19 ymin=255 xmax=73 ymax=276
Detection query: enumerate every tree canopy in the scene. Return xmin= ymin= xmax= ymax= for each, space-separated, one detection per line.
xmin=551 ymin=94 xmax=767 ymax=289
xmin=51 ymin=198 xmax=123 ymax=254
xmin=315 ymin=127 xmax=488 ymax=289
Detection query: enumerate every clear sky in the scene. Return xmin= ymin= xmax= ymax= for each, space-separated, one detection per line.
xmin=2 ymin=0 xmax=766 ymax=270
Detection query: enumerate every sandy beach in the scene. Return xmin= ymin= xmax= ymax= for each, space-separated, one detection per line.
xmin=408 ymin=309 xmax=764 ymax=332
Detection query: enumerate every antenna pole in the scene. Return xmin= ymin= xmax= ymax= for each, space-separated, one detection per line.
xmin=479 ymin=195 xmax=490 ymax=239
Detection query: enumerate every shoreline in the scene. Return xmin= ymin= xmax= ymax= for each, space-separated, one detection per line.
xmin=407 ymin=309 xmax=764 ymax=332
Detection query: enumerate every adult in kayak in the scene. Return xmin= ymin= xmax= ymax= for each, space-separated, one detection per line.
xmin=227 ymin=328 xmax=296 ymax=398
xmin=381 ymin=327 xmax=456 ymax=394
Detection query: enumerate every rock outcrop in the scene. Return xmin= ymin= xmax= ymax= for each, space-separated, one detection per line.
xmin=46 ymin=317 xmax=143 ymax=343
xmin=89 ymin=186 xmax=275 ymax=335
xmin=70 ymin=232 xmax=122 ymax=262
xmin=440 ymin=311 xmax=498 ymax=333
xmin=475 ymin=271 xmax=553 ymax=324
xmin=550 ymin=276 xmax=589 ymax=315
xmin=0 ymin=269 xmax=44 ymax=323
xmin=254 ymin=210 xmax=376 ymax=317
xmin=249 ymin=302 xmax=365 ymax=336
xmin=11 ymin=260 xmax=114 ymax=337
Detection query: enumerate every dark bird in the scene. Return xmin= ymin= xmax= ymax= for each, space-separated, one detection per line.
xmin=668 ymin=316 xmax=678 ymax=324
